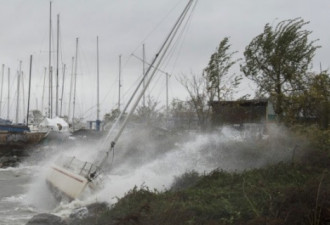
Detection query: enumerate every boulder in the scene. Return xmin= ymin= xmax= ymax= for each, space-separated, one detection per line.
xmin=26 ymin=213 xmax=67 ymax=225
xmin=67 ymin=202 xmax=109 ymax=224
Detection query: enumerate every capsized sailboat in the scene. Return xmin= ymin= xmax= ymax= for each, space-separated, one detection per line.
xmin=46 ymin=0 xmax=196 ymax=201
xmin=46 ymin=155 xmax=102 ymax=200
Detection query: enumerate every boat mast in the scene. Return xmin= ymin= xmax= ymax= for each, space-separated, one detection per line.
xmin=166 ymin=72 xmax=169 ymax=123
xmin=16 ymin=61 xmax=22 ymax=123
xmin=7 ymin=68 xmax=10 ymax=120
xmin=48 ymin=1 xmax=52 ymax=118
xmin=72 ymin=38 xmax=78 ymax=131
xmin=118 ymin=55 xmax=121 ymax=111
xmin=0 ymin=64 xmax=4 ymax=117
xmin=98 ymin=0 xmax=195 ymax=170
xmin=56 ymin=14 xmax=60 ymax=117
xmin=26 ymin=55 xmax=32 ymax=125
xmin=21 ymin=72 xmax=26 ymax=123
xmin=142 ymin=44 xmax=146 ymax=107
xmin=60 ymin=63 xmax=66 ymax=117
xmin=96 ymin=36 xmax=100 ymax=131
xmin=68 ymin=56 xmax=74 ymax=120
xmin=41 ymin=67 xmax=46 ymax=115
xmin=113 ymin=0 xmax=194 ymax=143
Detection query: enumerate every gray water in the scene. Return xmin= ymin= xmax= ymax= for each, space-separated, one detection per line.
xmin=0 ymin=166 xmax=38 ymax=225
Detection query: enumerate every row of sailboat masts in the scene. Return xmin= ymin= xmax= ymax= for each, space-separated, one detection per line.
xmin=0 ymin=56 xmax=34 ymax=125
xmin=45 ymin=4 xmax=173 ymax=128
xmin=0 ymin=61 xmax=25 ymax=123
xmin=47 ymin=1 xmax=62 ymax=119
xmin=47 ymin=1 xmax=102 ymax=129
xmin=0 ymin=64 xmax=12 ymax=121
xmin=46 ymin=2 xmax=76 ymax=125
xmin=47 ymin=2 xmax=70 ymax=120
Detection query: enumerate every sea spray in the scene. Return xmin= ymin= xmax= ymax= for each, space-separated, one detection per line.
xmin=86 ymin=125 xmax=299 ymax=204
xmin=24 ymin=124 xmax=305 ymax=216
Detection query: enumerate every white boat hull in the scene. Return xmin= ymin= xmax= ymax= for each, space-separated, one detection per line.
xmin=46 ymin=165 xmax=89 ymax=200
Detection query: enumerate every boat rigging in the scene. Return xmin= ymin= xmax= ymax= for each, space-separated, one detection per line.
xmin=46 ymin=0 xmax=197 ymax=201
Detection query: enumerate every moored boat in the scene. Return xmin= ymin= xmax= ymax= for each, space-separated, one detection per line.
xmin=0 ymin=123 xmax=48 ymax=149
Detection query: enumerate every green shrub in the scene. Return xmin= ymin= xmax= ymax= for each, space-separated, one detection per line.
xmin=170 ymin=170 xmax=201 ymax=191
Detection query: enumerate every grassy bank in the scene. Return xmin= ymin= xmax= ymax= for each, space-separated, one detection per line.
xmin=72 ymin=127 xmax=330 ymax=225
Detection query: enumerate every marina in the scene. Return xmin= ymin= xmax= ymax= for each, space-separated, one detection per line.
xmin=0 ymin=0 xmax=329 ymax=224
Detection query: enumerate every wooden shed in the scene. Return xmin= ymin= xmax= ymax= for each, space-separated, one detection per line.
xmin=210 ymin=99 xmax=276 ymax=126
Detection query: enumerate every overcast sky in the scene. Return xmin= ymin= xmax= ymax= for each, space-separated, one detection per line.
xmin=0 ymin=0 xmax=329 ymax=122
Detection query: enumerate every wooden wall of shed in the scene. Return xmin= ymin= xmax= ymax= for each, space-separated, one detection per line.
xmin=211 ymin=101 xmax=268 ymax=126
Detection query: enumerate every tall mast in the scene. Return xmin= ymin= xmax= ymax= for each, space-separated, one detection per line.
xmin=41 ymin=67 xmax=47 ymax=115
xmin=0 ymin=64 xmax=4 ymax=117
xmin=166 ymin=73 xmax=169 ymax=122
xmin=97 ymin=0 xmax=195 ymax=173
xmin=142 ymin=44 xmax=146 ymax=107
xmin=96 ymin=36 xmax=100 ymax=120
xmin=48 ymin=2 xmax=52 ymax=118
xmin=48 ymin=1 xmax=52 ymax=118
xmin=50 ymin=67 xmax=53 ymax=118
xmin=21 ymin=71 xmax=26 ymax=122
xmin=102 ymin=0 xmax=194 ymax=151
xmin=16 ymin=61 xmax=22 ymax=123
xmin=68 ymin=56 xmax=74 ymax=119
xmin=72 ymin=38 xmax=78 ymax=131
xmin=118 ymin=54 xmax=121 ymax=111
xmin=7 ymin=68 xmax=10 ymax=120
xmin=60 ymin=64 xmax=66 ymax=117
xmin=26 ymin=55 xmax=32 ymax=125
xmin=56 ymin=14 xmax=60 ymax=117
xmin=96 ymin=36 xmax=100 ymax=131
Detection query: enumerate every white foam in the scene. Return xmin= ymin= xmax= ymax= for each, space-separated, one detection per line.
xmin=24 ymin=125 xmax=300 ymax=216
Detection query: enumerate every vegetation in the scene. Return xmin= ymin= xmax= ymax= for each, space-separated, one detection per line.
xmin=285 ymin=72 xmax=330 ymax=128
xmin=174 ymin=17 xmax=329 ymax=130
xmin=178 ymin=37 xmax=240 ymax=130
xmin=178 ymin=73 xmax=210 ymax=130
xmin=203 ymin=37 xmax=241 ymax=102
xmin=133 ymin=96 xmax=164 ymax=126
xmin=241 ymin=18 xmax=320 ymax=121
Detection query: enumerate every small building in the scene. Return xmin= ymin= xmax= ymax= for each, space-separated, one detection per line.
xmin=209 ymin=99 xmax=276 ymax=127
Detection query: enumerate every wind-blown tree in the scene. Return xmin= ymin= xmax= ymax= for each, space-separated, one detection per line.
xmin=287 ymin=72 xmax=330 ymax=128
xmin=178 ymin=73 xmax=209 ymax=130
xmin=241 ymin=18 xmax=320 ymax=120
xmin=308 ymin=72 xmax=330 ymax=129
xmin=168 ymin=98 xmax=198 ymax=130
xmin=204 ymin=37 xmax=241 ymax=101
xmin=134 ymin=96 xmax=164 ymax=126
xmin=179 ymin=37 xmax=240 ymax=130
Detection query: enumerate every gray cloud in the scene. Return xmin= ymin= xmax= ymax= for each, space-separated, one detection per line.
xmin=0 ymin=0 xmax=329 ymax=122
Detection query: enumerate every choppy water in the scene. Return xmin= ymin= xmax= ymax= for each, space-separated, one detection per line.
xmin=0 ymin=166 xmax=38 ymax=225
xmin=0 ymin=126 xmax=298 ymax=225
